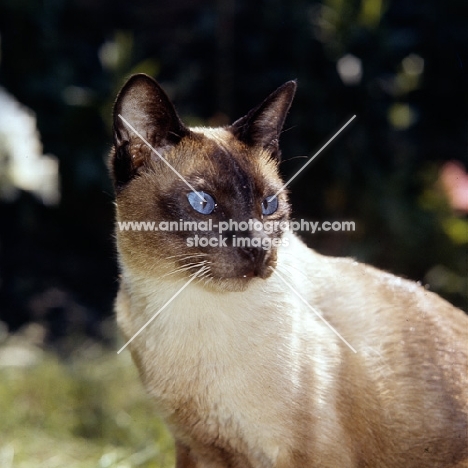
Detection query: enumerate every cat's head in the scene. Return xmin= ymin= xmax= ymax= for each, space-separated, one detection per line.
xmin=110 ymin=74 xmax=296 ymax=292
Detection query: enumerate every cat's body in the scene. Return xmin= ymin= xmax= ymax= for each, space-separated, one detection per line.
xmin=111 ymin=74 xmax=468 ymax=467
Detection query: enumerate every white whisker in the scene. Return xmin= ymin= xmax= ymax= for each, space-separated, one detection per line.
xmin=162 ymin=260 xmax=210 ymax=279
xmin=166 ymin=253 xmax=208 ymax=260
xmin=276 ymin=262 xmax=309 ymax=282
xmin=117 ymin=265 xmax=206 ymax=354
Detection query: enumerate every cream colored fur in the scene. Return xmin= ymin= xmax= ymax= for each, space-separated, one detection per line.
xmin=116 ymin=231 xmax=468 ymax=467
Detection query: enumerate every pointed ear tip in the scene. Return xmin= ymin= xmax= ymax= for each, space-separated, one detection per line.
xmin=122 ymin=73 xmax=157 ymax=89
xmin=113 ymin=73 xmax=159 ymax=114
xmin=273 ymin=80 xmax=297 ymax=101
xmin=283 ymin=80 xmax=298 ymax=92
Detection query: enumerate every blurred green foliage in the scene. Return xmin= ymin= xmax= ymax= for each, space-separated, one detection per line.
xmin=0 ymin=341 xmax=174 ymax=467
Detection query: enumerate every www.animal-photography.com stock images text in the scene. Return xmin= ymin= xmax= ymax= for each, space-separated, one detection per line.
xmin=0 ymin=2 xmax=467 ymax=467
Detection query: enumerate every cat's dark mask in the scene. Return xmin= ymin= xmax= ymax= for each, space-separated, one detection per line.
xmin=110 ymin=74 xmax=296 ymax=291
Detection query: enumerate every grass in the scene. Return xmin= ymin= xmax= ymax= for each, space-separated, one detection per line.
xmin=0 ymin=337 xmax=175 ymax=468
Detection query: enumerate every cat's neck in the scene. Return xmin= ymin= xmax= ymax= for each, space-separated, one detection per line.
xmin=118 ymin=232 xmax=325 ymax=339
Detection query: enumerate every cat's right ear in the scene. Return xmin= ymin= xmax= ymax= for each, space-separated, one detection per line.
xmin=111 ymin=74 xmax=188 ymax=189
xmin=230 ymin=81 xmax=297 ymax=159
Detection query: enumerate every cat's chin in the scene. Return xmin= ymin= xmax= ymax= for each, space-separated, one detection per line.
xmin=201 ymin=272 xmax=273 ymax=293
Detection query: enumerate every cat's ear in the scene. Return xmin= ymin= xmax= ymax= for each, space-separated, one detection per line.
xmin=111 ymin=74 xmax=188 ymax=188
xmin=230 ymin=81 xmax=297 ymax=157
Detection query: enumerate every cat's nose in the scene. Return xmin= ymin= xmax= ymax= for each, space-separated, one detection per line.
xmin=239 ymin=245 xmax=266 ymax=263
xmin=239 ymin=246 xmax=268 ymax=277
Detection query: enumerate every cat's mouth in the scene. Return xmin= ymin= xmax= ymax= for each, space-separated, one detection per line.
xmin=242 ymin=270 xmax=256 ymax=279
xmin=238 ymin=263 xmax=272 ymax=279
xmin=199 ymin=249 xmax=277 ymax=291
xmin=216 ymin=267 xmax=272 ymax=282
xmin=170 ymin=243 xmax=278 ymax=291
xmin=206 ymin=270 xmax=274 ymax=292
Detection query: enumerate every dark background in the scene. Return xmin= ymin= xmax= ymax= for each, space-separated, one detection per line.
xmin=0 ymin=0 xmax=467 ymax=349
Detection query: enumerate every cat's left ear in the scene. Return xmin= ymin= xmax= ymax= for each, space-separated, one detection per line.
xmin=230 ymin=80 xmax=297 ymax=157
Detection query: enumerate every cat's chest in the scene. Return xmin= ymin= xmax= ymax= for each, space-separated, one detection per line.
xmin=121 ymin=281 xmax=300 ymax=464
xmin=122 ymin=277 xmax=291 ymax=394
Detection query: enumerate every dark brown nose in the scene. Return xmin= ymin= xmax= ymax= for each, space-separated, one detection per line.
xmin=239 ymin=246 xmax=269 ymax=278
xmin=239 ymin=245 xmax=266 ymax=263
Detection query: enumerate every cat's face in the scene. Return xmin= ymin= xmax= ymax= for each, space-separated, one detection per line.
xmin=111 ymin=75 xmax=296 ymax=291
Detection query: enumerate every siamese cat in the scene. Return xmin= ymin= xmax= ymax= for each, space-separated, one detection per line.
xmin=110 ymin=74 xmax=468 ymax=467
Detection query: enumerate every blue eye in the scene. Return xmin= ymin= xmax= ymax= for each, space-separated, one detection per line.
xmin=187 ymin=191 xmax=216 ymax=214
xmin=262 ymin=195 xmax=278 ymax=216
